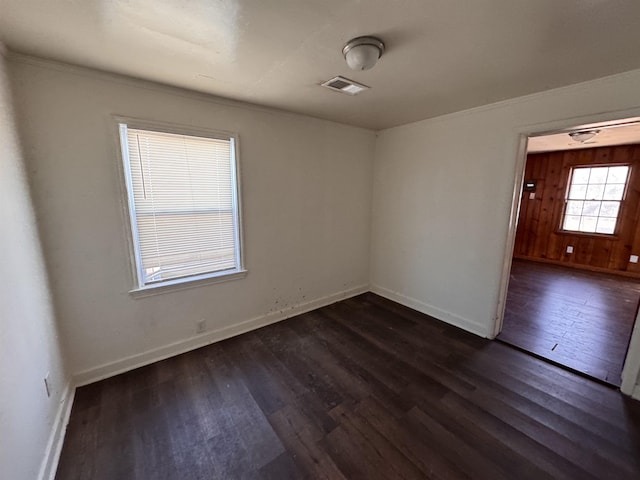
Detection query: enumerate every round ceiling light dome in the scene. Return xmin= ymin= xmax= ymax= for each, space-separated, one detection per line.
xmin=568 ymin=130 xmax=600 ymax=143
xmin=342 ymin=36 xmax=385 ymax=71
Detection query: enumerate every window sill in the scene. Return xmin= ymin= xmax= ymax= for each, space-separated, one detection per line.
xmin=555 ymin=230 xmax=620 ymax=240
xmin=129 ymin=269 xmax=248 ymax=298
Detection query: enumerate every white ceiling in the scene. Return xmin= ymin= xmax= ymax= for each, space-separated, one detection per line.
xmin=2 ymin=0 xmax=640 ymax=130
xmin=528 ymin=122 xmax=640 ymax=153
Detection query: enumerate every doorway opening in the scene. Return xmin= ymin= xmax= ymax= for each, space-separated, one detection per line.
xmin=497 ymin=118 xmax=640 ymax=387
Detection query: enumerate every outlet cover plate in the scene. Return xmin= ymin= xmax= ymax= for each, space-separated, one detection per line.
xmin=196 ymin=319 xmax=206 ymax=334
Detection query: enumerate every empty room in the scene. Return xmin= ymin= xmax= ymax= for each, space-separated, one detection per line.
xmin=499 ymin=125 xmax=640 ymax=387
xmin=2 ymin=2 xmax=640 ymax=480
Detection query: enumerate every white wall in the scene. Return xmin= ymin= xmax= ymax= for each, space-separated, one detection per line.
xmin=0 ymin=51 xmax=70 ymax=480
xmin=8 ymin=56 xmax=375 ymax=382
xmin=371 ymin=68 xmax=640 ymax=391
xmin=7 ymin=52 xmax=640 ymax=404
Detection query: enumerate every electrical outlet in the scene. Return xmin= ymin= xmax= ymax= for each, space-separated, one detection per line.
xmin=44 ymin=373 xmax=51 ymax=398
xmin=630 ymin=255 xmax=639 ymax=264
xmin=566 ymin=245 xmax=574 ymax=254
xmin=196 ymin=319 xmax=206 ymax=334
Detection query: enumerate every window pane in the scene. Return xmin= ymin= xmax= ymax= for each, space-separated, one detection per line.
xmin=603 ymin=183 xmax=624 ymax=200
xmin=568 ymin=184 xmax=587 ymax=200
xmin=582 ymin=201 xmax=601 ymax=216
xmin=566 ymin=200 xmax=584 ymax=215
xmin=585 ymin=183 xmax=604 ymax=200
xmin=589 ymin=167 xmax=608 ymax=184
xmin=579 ymin=216 xmax=598 ymax=232
xmin=563 ymin=215 xmax=581 ymax=231
xmin=563 ymin=164 xmax=629 ymax=236
xmin=595 ymin=217 xmax=616 ymax=234
xmin=599 ymin=201 xmax=620 ymax=218
xmin=121 ymin=125 xmax=241 ymax=288
xmin=571 ymin=168 xmax=591 ymax=184
xmin=607 ymin=166 xmax=629 ymax=183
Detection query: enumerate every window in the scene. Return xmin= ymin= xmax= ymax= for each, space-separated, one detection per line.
xmin=562 ymin=165 xmax=630 ymax=235
xmin=118 ymin=121 xmax=243 ymax=290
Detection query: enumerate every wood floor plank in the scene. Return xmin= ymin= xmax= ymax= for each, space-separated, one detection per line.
xmin=55 ymin=293 xmax=640 ymax=479
xmin=353 ymin=396 xmax=473 ymax=480
xmin=267 ymin=403 xmax=346 ymax=480
xmin=499 ymin=258 xmax=640 ymax=385
xmin=449 ymin=355 xmax=639 ymax=471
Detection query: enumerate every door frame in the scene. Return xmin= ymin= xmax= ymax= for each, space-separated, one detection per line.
xmin=494 ymin=107 xmax=640 ymax=397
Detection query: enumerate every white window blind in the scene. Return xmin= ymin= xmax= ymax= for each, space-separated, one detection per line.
xmin=119 ymin=123 xmax=242 ymax=288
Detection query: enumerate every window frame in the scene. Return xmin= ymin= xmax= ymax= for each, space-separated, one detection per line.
xmin=115 ymin=117 xmax=246 ymax=296
xmin=559 ymin=163 xmax=631 ymax=237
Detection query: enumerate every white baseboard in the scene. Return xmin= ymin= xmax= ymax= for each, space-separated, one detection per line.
xmin=370 ymin=284 xmax=491 ymax=338
xmin=38 ymin=381 xmax=75 ymax=480
xmin=73 ymin=285 xmax=368 ymax=386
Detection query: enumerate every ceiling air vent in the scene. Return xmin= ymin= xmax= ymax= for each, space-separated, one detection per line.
xmin=321 ymin=76 xmax=370 ymax=96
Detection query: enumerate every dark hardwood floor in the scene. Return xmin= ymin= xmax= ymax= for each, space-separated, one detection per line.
xmin=499 ymin=259 xmax=640 ymax=386
xmin=56 ymin=293 xmax=640 ymax=480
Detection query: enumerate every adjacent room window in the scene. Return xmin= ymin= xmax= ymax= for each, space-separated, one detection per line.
xmin=562 ymin=165 xmax=630 ymax=235
xmin=118 ymin=121 xmax=243 ymax=290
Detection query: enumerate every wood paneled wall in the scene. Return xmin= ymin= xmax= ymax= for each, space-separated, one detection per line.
xmin=514 ymin=144 xmax=640 ymax=277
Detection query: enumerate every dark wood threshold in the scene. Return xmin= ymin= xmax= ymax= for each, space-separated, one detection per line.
xmin=495 ymin=337 xmax=618 ymax=389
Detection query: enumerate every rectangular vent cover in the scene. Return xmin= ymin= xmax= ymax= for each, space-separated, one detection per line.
xmin=321 ymin=76 xmax=370 ymax=96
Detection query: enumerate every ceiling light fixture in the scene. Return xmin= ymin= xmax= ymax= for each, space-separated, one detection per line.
xmin=568 ymin=130 xmax=600 ymax=143
xmin=342 ymin=36 xmax=385 ymax=71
